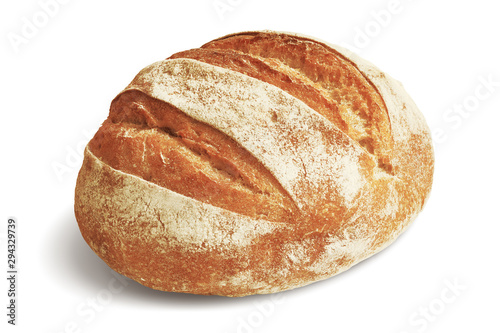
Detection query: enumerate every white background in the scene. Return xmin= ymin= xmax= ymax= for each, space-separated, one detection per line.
xmin=1 ymin=0 xmax=499 ymax=332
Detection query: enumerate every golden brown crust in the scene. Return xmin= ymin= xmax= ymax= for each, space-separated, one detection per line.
xmin=74 ymin=31 xmax=434 ymax=297
xmin=201 ymin=32 xmax=394 ymax=173
xmin=169 ymin=48 xmax=349 ymax=132
xmin=89 ymin=90 xmax=298 ymax=223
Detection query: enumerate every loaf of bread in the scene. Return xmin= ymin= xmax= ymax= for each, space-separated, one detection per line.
xmin=74 ymin=31 xmax=434 ymax=297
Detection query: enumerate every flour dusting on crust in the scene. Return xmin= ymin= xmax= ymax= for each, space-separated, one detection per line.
xmin=83 ymin=148 xmax=290 ymax=252
xmin=75 ymin=31 xmax=434 ymax=296
xmin=127 ymin=59 xmax=369 ymax=210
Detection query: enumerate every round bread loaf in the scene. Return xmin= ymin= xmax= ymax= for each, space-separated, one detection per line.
xmin=74 ymin=31 xmax=434 ymax=297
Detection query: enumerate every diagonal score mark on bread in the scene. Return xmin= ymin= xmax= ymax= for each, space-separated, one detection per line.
xmin=80 ymin=147 xmax=293 ymax=250
xmin=90 ymin=89 xmax=299 ymax=224
xmin=201 ymin=32 xmax=395 ymax=174
xmin=116 ymin=58 xmax=374 ymax=218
